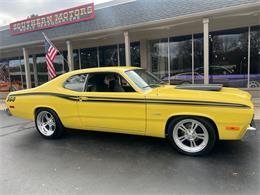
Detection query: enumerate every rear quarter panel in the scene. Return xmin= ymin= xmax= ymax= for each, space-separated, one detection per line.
xmin=6 ymin=91 xmax=82 ymax=130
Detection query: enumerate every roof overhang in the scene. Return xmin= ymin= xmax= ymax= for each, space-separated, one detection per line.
xmin=0 ymin=1 xmax=259 ymax=51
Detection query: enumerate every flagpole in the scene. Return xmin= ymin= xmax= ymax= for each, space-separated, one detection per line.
xmin=42 ymin=32 xmax=70 ymax=69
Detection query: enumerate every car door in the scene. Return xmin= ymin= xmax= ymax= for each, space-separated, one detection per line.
xmin=77 ymin=72 xmax=146 ymax=135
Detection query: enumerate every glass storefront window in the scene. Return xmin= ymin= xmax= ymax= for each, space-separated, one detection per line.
xmin=80 ymin=47 xmax=98 ymax=68
xmin=131 ymin=42 xmax=141 ymax=67
xmin=149 ymin=38 xmax=169 ymax=81
xmin=73 ymin=49 xmax=80 ymax=70
xmin=194 ymin=34 xmax=204 ymax=84
xmin=36 ymin=54 xmax=48 ymax=85
xmin=119 ymin=42 xmax=141 ymax=66
xmin=209 ymin=28 xmax=248 ymax=88
xmin=0 ymin=25 xmax=257 ymax=90
xmin=8 ymin=57 xmax=23 ymax=91
xmin=119 ymin=44 xmax=125 ymax=66
xmin=21 ymin=56 xmax=35 ymax=88
xmin=0 ymin=60 xmax=9 ymax=82
xmin=169 ymin=35 xmax=192 ymax=85
xmin=53 ymin=54 xmax=65 ymax=75
xmin=250 ymin=25 xmax=260 ymax=88
xmin=62 ymin=51 xmax=69 ymax=73
xmin=0 ymin=60 xmax=11 ymax=93
xmin=99 ymin=45 xmax=118 ymax=67
xmin=36 ymin=53 xmax=66 ymax=85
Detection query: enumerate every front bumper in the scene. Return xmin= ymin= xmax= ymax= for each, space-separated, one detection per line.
xmin=242 ymin=119 xmax=257 ymax=139
xmin=247 ymin=119 xmax=256 ymax=131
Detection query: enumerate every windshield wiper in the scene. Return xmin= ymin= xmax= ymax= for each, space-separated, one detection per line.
xmin=142 ymin=84 xmax=161 ymax=89
xmin=159 ymin=81 xmax=166 ymax=84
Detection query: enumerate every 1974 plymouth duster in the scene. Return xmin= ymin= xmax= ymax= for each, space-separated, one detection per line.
xmin=5 ymin=67 xmax=256 ymax=156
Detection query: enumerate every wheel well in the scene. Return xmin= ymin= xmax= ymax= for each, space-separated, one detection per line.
xmin=165 ymin=115 xmax=219 ymax=140
xmin=34 ymin=107 xmax=57 ymax=118
xmin=34 ymin=107 xmax=64 ymax=127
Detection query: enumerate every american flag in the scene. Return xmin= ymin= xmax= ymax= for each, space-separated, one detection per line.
xmin=44 ymin=34 xmax=58 ymax=80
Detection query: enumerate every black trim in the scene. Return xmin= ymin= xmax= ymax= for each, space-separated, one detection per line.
xmin=11 ymin=92 xmax=80 ymax=101
xmin=9 ymin=92 xmax=250 ymax=108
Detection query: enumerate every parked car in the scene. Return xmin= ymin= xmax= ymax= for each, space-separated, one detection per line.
xmin=5 ymin=67 xmax=255 ymax=156
xmin=163 ymin=66 xmax=260 ymax=88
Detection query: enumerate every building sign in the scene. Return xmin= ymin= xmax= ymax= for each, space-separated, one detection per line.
xmin=9 ymin=3 xmax=95 ymax=35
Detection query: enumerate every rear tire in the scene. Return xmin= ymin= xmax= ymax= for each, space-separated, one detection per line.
xmin=167 ymin=116 xmax=217 ymax=156
xmin=35 ymin=108 xmax=64 ymax=139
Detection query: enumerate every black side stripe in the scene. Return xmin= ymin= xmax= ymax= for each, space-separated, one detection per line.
xmin=9 ymin=92 xmax=250 ymax=108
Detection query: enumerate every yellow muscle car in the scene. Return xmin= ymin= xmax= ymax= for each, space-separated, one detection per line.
xmin=5 ymin=67 xmax=256 ymax=156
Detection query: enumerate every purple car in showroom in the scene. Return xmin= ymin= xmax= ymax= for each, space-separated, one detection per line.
xmin=162 ymin=66 xmax=260 ymax=88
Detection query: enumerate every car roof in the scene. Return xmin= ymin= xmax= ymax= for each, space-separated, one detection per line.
xmin=66 ymin=66 xmax=142 ymax=76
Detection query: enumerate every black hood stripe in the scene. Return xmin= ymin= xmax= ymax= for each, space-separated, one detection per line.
xmin=9 ymin=92 xmax=250 ymax=108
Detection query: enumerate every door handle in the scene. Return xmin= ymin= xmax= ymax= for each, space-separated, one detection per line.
xmin=79 ymin=96 xmax=88 ymax=102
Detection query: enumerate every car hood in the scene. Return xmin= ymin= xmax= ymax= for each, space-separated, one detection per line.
xmin=147 ymin=85 xmax=253 ymax=107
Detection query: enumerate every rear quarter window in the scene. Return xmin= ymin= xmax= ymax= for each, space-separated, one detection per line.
xmin=64 ymin=74 xmax=87 ymax=92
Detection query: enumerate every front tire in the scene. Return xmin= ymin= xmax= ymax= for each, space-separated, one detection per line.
xmin=167 ymin=116 xmax=217 ymax=156
xmin=35 ymin=109 xmax=64 ymax=139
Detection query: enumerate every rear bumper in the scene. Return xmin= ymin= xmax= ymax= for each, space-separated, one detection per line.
xmin=4 ymin=108 xmax=12 ymax=116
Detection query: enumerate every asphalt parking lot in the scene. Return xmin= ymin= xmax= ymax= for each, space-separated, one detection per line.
xmin=0 ymin=111 xmax=259 ymax=195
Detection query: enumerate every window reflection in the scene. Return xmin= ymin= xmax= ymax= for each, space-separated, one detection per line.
xmin=62 ymin=51 xmax=69 ymax=73
xmin=73 ymin=49 xmax=80 ymax=70
xmin=149 ymin=38 xmax=169 ymax=81
xmin=131 ymin=42 xmax=141 ymax=67
xmin=0 ymin=60 xmax=9 ymax=83
xmin=209 ymin=28 xmax=248 ymax=88
xmin=0 ymin=60 xmax=13 ymax=93
xmin=53 ymin=54 xmax=65 ymax=75
xmin=80 ymin=47 xmax=98 ymax=68
xmin=36 ymin=54 xmax=48 ymax=85
xmin=169 ymin=35 xmax=192 ymax=85
xmin=0 ymin=25 xmax=259 ymax=90
xmin=119 ymin=42 xmax=141 ymax=66
xmin=250 ymin=26 xmax=260 ymax=88
xmin=8 ymin=58 xmax=23 ymax=91
xmin=194 ymin=34 xmax=204 ymax=84
xmin=99 ymin=45 xmax=118 ymax=66
xmin=21 ymin=56 xmax=35 ymax=88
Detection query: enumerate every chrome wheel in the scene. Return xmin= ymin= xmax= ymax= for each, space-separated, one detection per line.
xmin=36 ymin=111 xmax=56 ymax=136
xmin=173 ymin=119 xmax=209 ymax=153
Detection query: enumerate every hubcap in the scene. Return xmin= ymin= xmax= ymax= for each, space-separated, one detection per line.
xmin=36 ymin=111 xmax=56 ymax=136
xmin=173 ymin=119 xmax=209 ymax=153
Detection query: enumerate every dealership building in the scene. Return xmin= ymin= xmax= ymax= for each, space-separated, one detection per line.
xmin=0 ymin=0 xmax=259 ymax=94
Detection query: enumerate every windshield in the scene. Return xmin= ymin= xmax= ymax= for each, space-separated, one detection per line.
xmin=125 ymin=69 xmax=164 ymax=90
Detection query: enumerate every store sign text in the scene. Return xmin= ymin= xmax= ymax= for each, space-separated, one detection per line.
xmin=9 ymin=3 xmax=95 ymax=35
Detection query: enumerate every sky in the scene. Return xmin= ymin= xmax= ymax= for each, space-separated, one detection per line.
xmin=0 ymin=0 xmax=112 ymax=26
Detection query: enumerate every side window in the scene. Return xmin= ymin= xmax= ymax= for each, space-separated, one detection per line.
xmin=86 ymin=72 xmax=135 ymax=92
xmin=64 ymin=74 xmax=87 ymax=92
